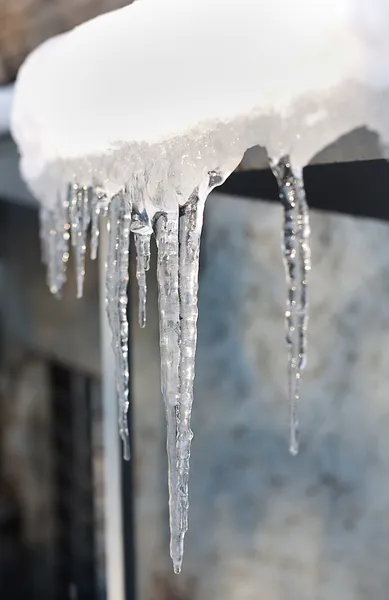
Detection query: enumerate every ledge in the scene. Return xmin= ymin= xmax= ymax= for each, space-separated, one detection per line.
xmin=1 ymin=127 xmax=387 ymax=221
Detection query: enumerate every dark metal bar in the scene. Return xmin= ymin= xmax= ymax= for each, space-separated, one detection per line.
xmin=219 ymin=159 xmax=389 ymax=222
xmin=51 ymin=363 xmax=97 ymax=600
xmin=70 ymin=374 xmax=96 ymax=600
xmin=121 ymin=442 xmax=136 ymax=600
xmin=51 ymin=363 xmax=72 ymax=600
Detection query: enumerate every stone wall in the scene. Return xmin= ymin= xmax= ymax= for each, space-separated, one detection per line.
xmin=132 ymin=191 xmax=389 ymax=600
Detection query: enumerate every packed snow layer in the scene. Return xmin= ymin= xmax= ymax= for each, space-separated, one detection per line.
xmin=11 ymin=0 xmax=389 ymax=208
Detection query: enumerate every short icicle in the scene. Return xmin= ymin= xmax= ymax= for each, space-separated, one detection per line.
xmin=39 ymin=193 xmax=70 ymax=297
xmin=176 ymin=191 xmax=206 ymax=566
xmin=134 ymin=233 xmax=151 ymax=328
xmin=106 ymin=192 xmax=132 ymax=460
xmin=90 ymin=186 xmax=109 ymax=261
xmin=90 ymin=189 xmax=101 ymax=261
xmin=155 ymin=210 xmax=182 ymax=574
xmin=69 ymin=184 xmax=91 ymax=298
xmin=40 ymin=208 xmax=63 ymax=296
xmin=271 ymin=156 xmax=311 ymax=456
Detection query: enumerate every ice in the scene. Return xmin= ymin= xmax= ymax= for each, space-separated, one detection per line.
xmin=175 ymin=196 xmax=202 ymax=571
xmin=39 ymin=194 xmax=70 ymax=297
xmin=131 ymin=193 xmax=153 ymax=328
xmin=106 ymin=192 xmax=132 ymax=461
xmin=134 ymin=233 xmax=151 ymax=328
xmin=271 ymin=157 xmax=311 ymax=456
xmin=10 ymin=0 xmax=389 ymax=575
xmin=153 ymin=172 xmax=228 ymax=573
xmin=90 ymin=186 xmax=110 ymax=260
xmin=91 ymin=192 xmax=101 ymax=261
xmin=68 ymin=184 xmax=91 ymax=298
xmin=155 ymin=209 xmax=182 ymax=572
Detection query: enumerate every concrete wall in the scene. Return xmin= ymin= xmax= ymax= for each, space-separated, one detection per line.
xmin=132 ymin=192 xmax=389 ymax=600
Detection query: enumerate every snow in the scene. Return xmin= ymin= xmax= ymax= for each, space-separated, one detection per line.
xmin=11 ymin=0 xmax=389 ymax=207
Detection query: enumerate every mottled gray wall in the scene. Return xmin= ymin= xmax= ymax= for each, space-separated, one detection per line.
xmin=133 ymin=192 xmax=389 ymax=600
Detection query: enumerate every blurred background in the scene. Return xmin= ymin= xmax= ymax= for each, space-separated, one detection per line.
xmin=1 ymin=1 xmax=389 ymax=600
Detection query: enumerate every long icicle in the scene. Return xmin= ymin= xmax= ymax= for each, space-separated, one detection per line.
xmin=176 ymin=192 xmax=206 ymax=570
xmin=297 ymin=175 xmax=311 ymax=374
xmin=134 ymin=233 xmax=151 ymax=328
xmin=106 ymin=192 xmax=132 ymax=460
xmin=155 ymin=211 xmax=182 ymax=574
xmin=272 ymin=156 xmax=310 ymax=455
xmin=57 ymin=191 xmax=71 ymax=289
xmin=39 ymin=207 xmax=50 ymax=268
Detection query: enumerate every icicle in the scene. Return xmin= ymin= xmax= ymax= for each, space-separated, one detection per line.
xmin=91 ymin=187 xmax=108 ymax=261
xmin=132 ymin=203 xmax=153 ymax=327
xmin=134 ymin=233 xmax=151 ymax=328
xmin=271 ymin=156 xmax=311 ymax=455
xmin=39 ymin=193 xmax=70 ymax=297
xmin=175 ymin=192 xmax=206 ymax=568
xmin=297 ymin=178 xmax=311 ymax=374
xmin=155 ymin=210 xmax=182 ymax=574
xmin=39 ymin=207 xmax=50 ymax=267
xmin=69 ymin=183 xmax=81 ymax=245
xmin=91 ymin=200 xmax=100 ymax=261
xmin=106 ymin=192 xmax=132 ymax=460
xmin=59 ymin=192 xmax=71 ymax=281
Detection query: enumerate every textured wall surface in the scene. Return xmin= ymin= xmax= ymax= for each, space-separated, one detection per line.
xmin=0 ymin=0 xmax=131 ymax=83
xmin=132 ymin=191 xmax=389 ymax=600
xmin=0 ymin=201 xmax=100 ymax=376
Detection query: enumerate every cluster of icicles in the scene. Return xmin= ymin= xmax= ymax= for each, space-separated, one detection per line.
xmin=39 ymin=156 xmax=310 ymax=573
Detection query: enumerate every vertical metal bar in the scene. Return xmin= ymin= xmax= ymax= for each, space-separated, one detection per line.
xmin=122 ymin=255 xmax=136 ymax=600
xmin=70 ymin=373 xmax=96 ymax=600
xmin=51 ymin=363 xmax=72 ymax=600
xmin=99 ymin=222 xmax=126 ymax=600
xmin=51 ymin=363 xmax=97 ymax=600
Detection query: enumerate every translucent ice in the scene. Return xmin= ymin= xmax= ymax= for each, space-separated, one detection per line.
xmin=272 ymin=157 xmax=311 ymax=456
xmin=134 ymin=233 xmax=151 ymax=328
xmin=106 ymin=192 xmax=132 ymax=460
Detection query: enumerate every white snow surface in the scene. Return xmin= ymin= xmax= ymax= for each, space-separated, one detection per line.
xmin=10 ymin=0 xmax=389 ymax=206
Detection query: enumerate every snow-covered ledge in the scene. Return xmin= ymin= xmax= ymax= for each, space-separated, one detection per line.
xmin=0 ymin=128 xmax=384 ymax=209
xmin=9 ymin=0 xmax=389 ymax=580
